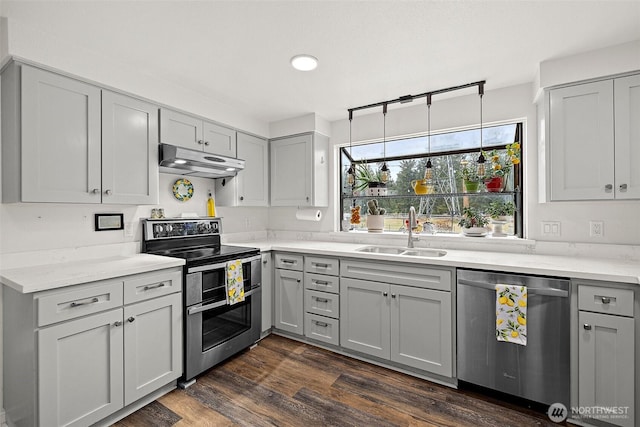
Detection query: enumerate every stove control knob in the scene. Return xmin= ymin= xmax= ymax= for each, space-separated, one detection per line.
xmin=165 ymin=224 xmax=173 ymax=233
xmin=154 ymin=224 xmax=164 ymax=234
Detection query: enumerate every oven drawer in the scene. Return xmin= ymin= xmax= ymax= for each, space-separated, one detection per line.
xmin=578 ymin=285 xmax=634 ymax=317
xmin=305 ymin=272 xmax=339 ymax=294
xmin=304 ymin=256 xmax=339 ymax=276
xmin=124 ymin=268 xmax=183 ymax=304
xmin=275 ymin=253 xmax=303 ymax=271
xmin=305 ymin=289 xmax=339 ymax=319
xmin=37 ymin=280 xmax=124 ymax=327
xmin=304 ymin=313 xmax=339 ymax=346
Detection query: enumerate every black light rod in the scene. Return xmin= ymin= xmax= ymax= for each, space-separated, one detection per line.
xmin=348 ymin=80 xmax=486 ymax=114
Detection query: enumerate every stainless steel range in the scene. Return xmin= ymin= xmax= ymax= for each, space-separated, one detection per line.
xmin=142 ymin=218 xmax=261 ymax=386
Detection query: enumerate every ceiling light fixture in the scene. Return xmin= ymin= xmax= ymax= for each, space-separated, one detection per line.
xmin=290 ymin=54 xmax=318 ymax=71
xmin=380 ymin=103 xmax=389 ymax=184
xmin=476 ymin=83 xmax=486 ymax=178
xmin=425 ymin=94 xmax=433 ymax=181
xmin=346 ymin=110 xmax=356 ymax=186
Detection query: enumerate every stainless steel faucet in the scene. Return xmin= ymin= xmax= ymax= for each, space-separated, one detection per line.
xmin=407 ymin=206 xmax=418 ymax=248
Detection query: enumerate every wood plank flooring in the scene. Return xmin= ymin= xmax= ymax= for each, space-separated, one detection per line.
xmin=114 ymin=334 xmax=557 ymax=426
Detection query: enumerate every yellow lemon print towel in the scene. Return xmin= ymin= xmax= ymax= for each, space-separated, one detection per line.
xmin=226 ymin=260 xmax=245 ymax=305
xmin=496 ymin=284 xmax=527 ymax=346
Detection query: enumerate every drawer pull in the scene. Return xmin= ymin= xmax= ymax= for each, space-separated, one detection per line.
xmin=313 ymin=263 xmax=329 ymax=268
xmin=313 ymin=280 xmax=329 ymax=286
xmin=391 ymin=294 xmax=397 ymax=299
xmin=282 ymin=260 xmax=295 ymax=264
xmin=584 ymin=324 xmax=592 ymax=330
xmin=127 ymin=316 xmax=135 ymax=323
xmin=383 ymin=292 xmax=388 ymax=297
xmin=70 ymin=297 xmax=99 ymax=307
xmin=601 ymin=297 xmax=611 ymax=304
xmin=314 ymin=320 xmax=329 ymax=328
xmin=619 ymin=183 xmax=628 ymax=192
xmin=296 ymin=279 xmax=301 ymax=283
xmin=314 ymin=297 xmax=329 ymax=303
xmin=605 ymin=184 xmax=613 ymax=192
xmin=114 ymin=321 xmax=123 ymax=327
xmin=143 ymin=282 xmax=166 ymax=291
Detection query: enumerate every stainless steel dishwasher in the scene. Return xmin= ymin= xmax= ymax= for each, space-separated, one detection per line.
xmin=457 ymin=269 xmax=570 ymax=408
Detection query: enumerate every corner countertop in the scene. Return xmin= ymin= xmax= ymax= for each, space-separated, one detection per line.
xmin=228 ymin=240 xmax=640 ymax=285
xmin=0 ymin=254 xmax=185 ymax=294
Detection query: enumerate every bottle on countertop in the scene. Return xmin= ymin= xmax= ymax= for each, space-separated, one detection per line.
xmin=207 ymin=191 xmax=216 ymax=217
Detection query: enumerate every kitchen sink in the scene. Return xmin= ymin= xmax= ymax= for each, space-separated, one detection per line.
xmin=356 ymin=246 xmax=447 ymax=258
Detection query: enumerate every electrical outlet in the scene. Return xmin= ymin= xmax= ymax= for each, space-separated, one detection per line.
xmin=590 ymin=221 xmax=604 ymax=237
xmin=541 ymin=221 xmax=561 ymax=236
xmin=124 ymin=222 xmax=134 ymax=237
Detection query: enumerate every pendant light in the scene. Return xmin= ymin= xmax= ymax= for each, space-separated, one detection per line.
xmin=425 ymin=94 xmax=433 ymax=180
xmin=476 ymin=83 xmax=486 ymax=178
xmin=380 ymin=103 xmax=390 ymax=183
xmin=346 ymin=110 xmax=356 ymax=186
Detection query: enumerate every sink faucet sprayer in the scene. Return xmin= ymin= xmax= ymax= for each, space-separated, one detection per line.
xmin=407 ymin=206 xmax=418 ymax=248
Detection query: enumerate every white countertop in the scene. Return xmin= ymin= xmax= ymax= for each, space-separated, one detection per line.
xmin=0 ymin=254 xmax=185 ymax=294
xmin=230 ymin=239 xmax=640 ymax=285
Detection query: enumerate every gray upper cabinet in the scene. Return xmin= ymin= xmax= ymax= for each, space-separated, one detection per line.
xmin=1 ymin=63 xmax=159 ymax=205
xmin=270 ymin=132 xmax=329 ymax=207
xmin=159 ymin=108 xmax=236 ymax=158
xmin=215 ymin=132 xmax=269 ymax=206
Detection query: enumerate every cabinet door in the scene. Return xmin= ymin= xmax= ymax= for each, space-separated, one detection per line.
xmin=549 ymin=80 xmax=614 ymax=200
xmin=38 ymin=309 xmax=124 ymax=427
xmin=270 ymin=134 xmax=312 ymax=206
xmin=159 ymin=108 xmax=203 ymax=150
xmin=102 ymin=91 xmax=159 ymax=204
xmin=340 ymin=278 xmax=390 ymax=359
xmin=579 ymin=311 xmax=634 ymax=427
xmin=390 ymin=285 xmax=452 ymax=377
xmin=123 ymin=293 xmax=182 ymax=405
xmin=203 ymin=121 xmax=236 ymax=157
xmin=274 ymin=268 xmax=304 ymax=335
xmin=21 ymin=65 xmax=102 ymax=203
xmin=614 ymin=74 xmax=640 ymax=200
xmin=261 ymin=253 xmax=273 ymax=334
xmin=237 ymin=132 xmax=269 ymax=206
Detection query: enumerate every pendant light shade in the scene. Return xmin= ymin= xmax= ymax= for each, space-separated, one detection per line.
xmin=346 ymin=110 xmax=356 ymax=186
xmin=476 ymin=84 xmax=486 ymax=178
xmin=380 ymin=103 xmax=389 ymax=183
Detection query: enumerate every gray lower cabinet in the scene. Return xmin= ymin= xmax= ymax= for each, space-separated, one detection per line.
xmin=303 ymin=256 xmax=340 ymax=346
xmin=577 ymin=284 xmax=635 ymax=427
xmin=3 ymin=268 xmax=183 ymax=427
xmin=274 ymin=253 xmax=304 ymax=335
xmin=340 ymin=260 xmax=453 ymax=378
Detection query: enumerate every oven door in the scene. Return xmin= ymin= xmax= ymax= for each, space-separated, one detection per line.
xmin=184 ymin=288 xmax=261 ymax=381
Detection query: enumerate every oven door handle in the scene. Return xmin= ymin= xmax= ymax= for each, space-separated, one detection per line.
xmin=186 ymin=288 xmax=260 ymax=315
xmin=187 ymin=254 xmax=262 ymax=274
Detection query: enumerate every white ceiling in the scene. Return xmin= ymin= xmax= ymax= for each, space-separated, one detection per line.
xmin=3 ymin=1 xmax=640 ymax=124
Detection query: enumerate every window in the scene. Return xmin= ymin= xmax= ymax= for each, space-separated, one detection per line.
xmin=340 ymin=123 xmax=523 ymax=237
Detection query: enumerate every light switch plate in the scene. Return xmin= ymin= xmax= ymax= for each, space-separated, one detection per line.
xmin=541 ymin=221 xmax=561 ymax=236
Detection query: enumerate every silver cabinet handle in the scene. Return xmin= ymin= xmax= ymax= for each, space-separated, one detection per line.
xmin=197 ymin=140 xmax=204 ymax=145
xmin=314 ymin=297 xmax=329 ymax=303
xmin=114 ymin=321 xmax=123 ymax=327
xmin=296 ymin=279 xmax=301 ymax=283
xmin=92 ymin=188 xmax=100 ymax=194
xmin=601 ymin=297 xmax=611 ymax=304
xmin=306 ymin=196 xmax=310 ymax=202
xmin=584 ymin=324 xmax=592 ymax=330
xmin=605 ymin=184 xmax=613 ymax=191
xmin=619 ymin=183 xmax=628 ymax=192
xmin=313 ymin=280 xmax=329 ymax=286
xmin=105 ymin=189 xmax=112 ymax=196
xmin=143 ymin=283 xmax=166 ymax=291
xmin=313 ymin=263 xmax=329 ymax=268
xmin=70 ymin=297 xmax=99 ymax=307
xmin=281 ymin=259 xmax=295 ymax=264
xmin=240 ymin=196 xmax=244 ymax=201
xmin=314 ymin=320 xmax=328 ymax=328
xmin=391 ymin=294 xmax=397 ymax=299
xmin=127 ymin=316 xmax=135 ymax=323
xmin=383 ymin=292 xmax=388 ymax=297
xmin=204 ymin=141 xmax=210 ymax=146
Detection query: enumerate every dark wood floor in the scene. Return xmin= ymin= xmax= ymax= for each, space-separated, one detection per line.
xmin=114 ymin=334 xmax=556 ymax=426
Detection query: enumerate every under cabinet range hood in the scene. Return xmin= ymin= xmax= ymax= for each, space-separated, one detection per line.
xmin=159 ymin=143 xmax=245 ymax=178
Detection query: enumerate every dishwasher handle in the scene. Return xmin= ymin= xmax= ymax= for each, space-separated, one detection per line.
xmin=458 ymin=279 xmax=569 ymax=298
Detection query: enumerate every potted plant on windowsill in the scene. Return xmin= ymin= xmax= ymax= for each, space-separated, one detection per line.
xmin=354 ymin=163 xmax=387 ymax=196
xmin=366 ymin=199 xmax=386 ymax=233
xmin=484 ymin=142 xmax=521 ymax=192
xmin=458 ymin=206 xmax=489 ymax=236
xmin=459 ymin=164 xmax=483 ymax=193
xmin=486 ymin=200 xmax=516 ymax=237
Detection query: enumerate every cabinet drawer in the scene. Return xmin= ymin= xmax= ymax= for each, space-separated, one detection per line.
xmin=304 ymin=256 xmax=339 ymax=276
xmin=304 ymin=313 xmax=339 ymax=346
xmin=124 ymin=268 xmax=182 ymax=304
xmin=305 ymin=289 xmax=339 ymax=319
xmin=37 ymin=280 xmax=124 ymax=327
xmin=341 ymin=260 xmax=451 ymax=291
xmin=579 ymin=285 xmax=634 ymax=317
xmin=275 ymin=253 xmax=303 ymax=271
xmin=304 ymin=272 xmax=339 ymax=294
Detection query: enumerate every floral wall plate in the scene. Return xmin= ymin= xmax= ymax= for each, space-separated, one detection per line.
xmin=172 ymin=178 xmax=194 ymax=201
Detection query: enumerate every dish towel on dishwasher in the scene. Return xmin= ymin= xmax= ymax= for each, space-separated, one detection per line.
xmin=226 ymin=260 xmax=245 ymax=305
xmin=496 ymin=284 xmax=527 ymax=346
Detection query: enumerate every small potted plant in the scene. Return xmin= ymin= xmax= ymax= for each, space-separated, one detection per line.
xmin=459 ymin=163 xmax=483 ymax=193
xmin=458 ymin=206 xmax=489 ymax=236
xmin=484 ymin=142 xmax=521 ymax=192
xmin=366 ymin=199 xmax=386 ymax=233
xmin=486 ymin=200 xmax=516 ymax=237
xmin=354 ymin=163 xmax=387 ymax=196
